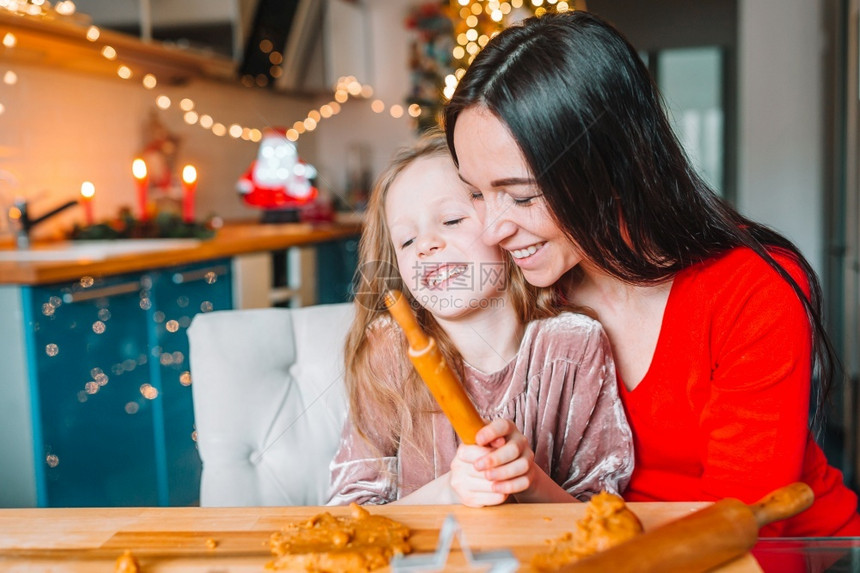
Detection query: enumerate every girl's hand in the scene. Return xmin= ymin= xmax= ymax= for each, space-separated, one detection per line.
xmin=449 ymin=443 xmax=508 ymax=507
xmin=474 ymin=418 xmax=538 ymax=495
xmin=449 ymin=419 xmax=538 ymax=506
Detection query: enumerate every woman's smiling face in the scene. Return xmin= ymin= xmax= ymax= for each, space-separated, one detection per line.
xmin=385 ymin=153 xmax=508 ymax=319
xmin=453 ymin=106 xmax=584 ymax=288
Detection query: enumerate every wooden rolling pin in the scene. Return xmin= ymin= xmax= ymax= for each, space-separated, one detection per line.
xmin=560 ymin=482 xmax=815 ymax=573
xmin=384 ymin=289 xmax=485 ymax=444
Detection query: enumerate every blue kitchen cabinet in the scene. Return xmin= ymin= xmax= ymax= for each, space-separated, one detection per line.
xmin=25 ymin=272 xmax=158 ymax=507
xmin=22 ymin=259 xmax=232 ymax=507
xmin=315 ymin=237 xmax=359 ymax=304
xmin=148 ymin=260 xmax=232 ymax=506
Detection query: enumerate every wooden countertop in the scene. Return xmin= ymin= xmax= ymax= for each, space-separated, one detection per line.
xmin=0 ymin=222 xmax=362 ymax=286
xmin=0 ymin=503 xmax=761 ymax=572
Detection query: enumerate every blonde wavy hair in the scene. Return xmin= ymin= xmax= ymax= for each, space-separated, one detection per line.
xmin=344 ymin=129 xmax=576 ymax=458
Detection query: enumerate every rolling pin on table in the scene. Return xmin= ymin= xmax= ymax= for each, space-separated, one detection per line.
xmin=561 ymin=482 xmax=814 ymax=572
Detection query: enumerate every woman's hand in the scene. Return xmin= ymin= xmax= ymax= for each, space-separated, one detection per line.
xmin=449 ymin=419 xmax=538 ymax=507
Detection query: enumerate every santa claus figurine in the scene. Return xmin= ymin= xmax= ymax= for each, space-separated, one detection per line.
xmin=236 ymin=127 xmax=318 ymax=210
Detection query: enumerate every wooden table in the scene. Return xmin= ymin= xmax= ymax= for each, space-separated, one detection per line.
xmin=0 ymin=503 xmax=762 ymax=572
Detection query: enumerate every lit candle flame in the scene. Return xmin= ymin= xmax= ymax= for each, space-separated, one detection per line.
xmin=132 ymin=158 xmax=147 ymax=180
xmin=182 ymin=165 xmax=197 ymax=184
xmin=80 ymin=181 xmax=95 ymax=199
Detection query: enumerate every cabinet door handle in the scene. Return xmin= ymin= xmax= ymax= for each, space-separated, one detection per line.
xmin=62 ymin=280 xmax=142 ymax=303
xmin=171 ymin=265 xmax=229 ymax=285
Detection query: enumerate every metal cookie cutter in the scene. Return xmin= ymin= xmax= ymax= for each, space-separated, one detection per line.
xmin=390 ymin=514 xmax=519 ymax=573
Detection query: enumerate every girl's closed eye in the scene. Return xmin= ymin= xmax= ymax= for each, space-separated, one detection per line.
xmin=469 ymin=191 xmax=484 ymax=201
xmin=444 ymin=217 xmax=466 ymax=226
xmin=400 ymin=237 xmax=415 ymax=248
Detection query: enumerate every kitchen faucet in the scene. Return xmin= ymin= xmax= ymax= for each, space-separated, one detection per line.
xmin=8 ymin=197 xmax=79 ymax=248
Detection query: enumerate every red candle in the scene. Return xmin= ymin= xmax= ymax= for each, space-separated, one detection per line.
xmin=181 ymin=164 xmax=198 ymax=223
xmin=80 ymin=181 xmax=95 ymax=226
xmin=132 ymin=158 xmax=149 ymax=222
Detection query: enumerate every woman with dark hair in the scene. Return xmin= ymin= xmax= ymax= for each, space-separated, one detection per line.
xmin=444 ymin=9 xmax=860 ymax=536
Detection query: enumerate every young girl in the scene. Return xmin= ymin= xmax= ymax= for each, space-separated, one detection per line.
xmin=327 ymin=132 xmax=633 ymax=507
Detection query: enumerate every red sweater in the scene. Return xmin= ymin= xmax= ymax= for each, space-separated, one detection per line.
xmin=618 ymin=248 xmax=860 ymax=536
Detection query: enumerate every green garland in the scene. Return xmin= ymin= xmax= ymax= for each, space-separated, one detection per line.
xmin=69 ymin=209 xmax=216 ymax=241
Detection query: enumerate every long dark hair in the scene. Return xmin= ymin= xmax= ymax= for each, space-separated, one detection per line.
xmin=444 ymin=10 xmax=836 ymax=432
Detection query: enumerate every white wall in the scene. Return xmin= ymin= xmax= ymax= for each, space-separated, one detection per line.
xmin=311 ymin=0 xmax=418 ymax=202
xmin=0 ymin=64 xmax=320 ymax=241
xmin=737 ymin=0 xmax=825 ymax=276
xmin=0 ymin=0 xmax=420 ymax=243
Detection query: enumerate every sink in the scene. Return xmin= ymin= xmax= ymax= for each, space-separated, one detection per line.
xmin=0 ymin=239 xmax=202 ymax=261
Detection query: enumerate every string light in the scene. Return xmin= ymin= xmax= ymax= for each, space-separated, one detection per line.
xmin=445 ymin=0 xmax=584 ymax=99
xmin=0 ymin=1 xmax=418 ymax=143
xmin=54 ymin=0 xmax=75 ymax=15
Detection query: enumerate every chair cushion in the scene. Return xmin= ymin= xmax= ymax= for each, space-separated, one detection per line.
xmin=188 ymin=303 xmax=353 ymax=506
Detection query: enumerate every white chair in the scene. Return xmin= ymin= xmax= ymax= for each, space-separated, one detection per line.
xmin=188 ymin=303 xmax=354 ymax=506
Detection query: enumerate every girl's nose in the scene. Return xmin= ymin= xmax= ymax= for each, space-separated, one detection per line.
xmin=416 ymin=233 xmax=444 ymax=257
